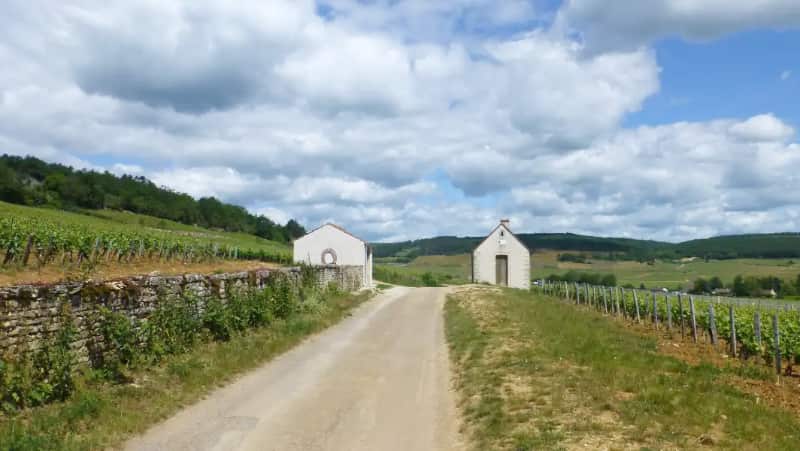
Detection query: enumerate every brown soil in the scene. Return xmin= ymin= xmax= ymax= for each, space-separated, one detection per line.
xmin=0 ymin=259 xmax=279 ymax=287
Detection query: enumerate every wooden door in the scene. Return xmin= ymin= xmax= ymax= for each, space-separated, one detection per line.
xmin=495 ymin=255 xmax=508 ymax=286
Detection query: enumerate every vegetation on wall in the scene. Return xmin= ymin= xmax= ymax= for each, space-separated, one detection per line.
xmin=0 ymin=270 xmax=333 ymax=413
xmin=0 ymin=155 xmax=305 ymax=243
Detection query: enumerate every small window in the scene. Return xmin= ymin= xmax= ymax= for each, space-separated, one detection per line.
xmin=500 ymin=231 xmax=505 ymax=237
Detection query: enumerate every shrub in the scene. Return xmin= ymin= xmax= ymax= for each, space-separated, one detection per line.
xmin=202 ymin=297 xmax=233 ymax=341
xmin=97 ymin=307 xmax=137 ymax=378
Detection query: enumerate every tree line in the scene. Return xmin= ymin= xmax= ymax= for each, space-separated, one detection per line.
xmin=0 ymin=155 xmax=305 ymax=243
xmin=692 ymin=274 xmax=800 ymax=298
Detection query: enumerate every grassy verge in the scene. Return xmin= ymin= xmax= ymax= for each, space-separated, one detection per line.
xmin=445 ymin=287 xmax=800 ymax=450
xmin=0 ymin=290 xmax=372 ymax=450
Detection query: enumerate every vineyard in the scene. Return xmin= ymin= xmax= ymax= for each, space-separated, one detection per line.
xmin=0 ymin=201 xmax=292 ymax=270
xmin=537 ymin=280 xmax=800 ymax=375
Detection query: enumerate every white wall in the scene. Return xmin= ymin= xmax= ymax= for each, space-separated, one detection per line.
xmin=472 ymin=224 xmax=530 ymax=290
xmin=293 ymin=224 xmax=372 ymax=287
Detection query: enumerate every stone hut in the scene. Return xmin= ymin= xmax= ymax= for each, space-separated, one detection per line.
xmin=293 ymin=223 xmax=373 ymax=288
xmin=472 ymin=219 xmax=530 ymax=289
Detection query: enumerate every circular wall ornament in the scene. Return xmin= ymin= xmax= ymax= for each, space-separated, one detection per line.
xmin=321 ymin=248 xmax=338 ymax=265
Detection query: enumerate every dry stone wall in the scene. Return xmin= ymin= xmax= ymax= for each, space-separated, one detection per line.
xmin=0 ymin=265 xmax=364 ymax=361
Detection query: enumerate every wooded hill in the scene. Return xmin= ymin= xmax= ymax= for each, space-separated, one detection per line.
xmin=0 ymin=154 xmax=305 ymax=243
xmin=373 ymin=232 xmax=800 ymax=261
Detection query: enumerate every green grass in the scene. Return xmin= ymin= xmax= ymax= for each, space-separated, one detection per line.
xmin=445 ymin=288 xmax=800 ymax=450
xmin=374 ymin=254 xmax=471 ymax=286
xmin=0 ymin=290 xmax=372 ymax=450
xmin=0 ymin=201 xmax=290 ymax=256
xmin=390 ymin=251 xmax=800 ymax=290
xmin=531 ymin=250 xmax=800 ymax=289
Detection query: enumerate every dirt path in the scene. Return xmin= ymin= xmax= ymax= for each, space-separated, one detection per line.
xmin=125 ymin=287 xmax=461 ymax=451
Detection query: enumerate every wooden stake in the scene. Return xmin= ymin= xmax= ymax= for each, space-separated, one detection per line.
xmin=633 ymin=290 xmax=641 ymax=323
xmin=729 ymin=305 xmax=737 ymax=358
xmin=689 ymin=296 xmax=698 ymax=343
xmin=666 ymin=294 xmax=672 ymax=330
xmin=678 ymin=294 xmax=685 ymax=338
xmin=773 ymin=313 xmax=781 ymax=375
xmin=22 ymin=235 xmax=34 ymax=266
xmin=652 ymin=291 xmax=659 ymax=329
xmin=708 ymin=304 xmax=717 ymax=346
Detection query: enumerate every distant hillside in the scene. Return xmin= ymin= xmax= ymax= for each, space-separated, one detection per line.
xmin=373 ymin=232 xmax=800 ymax=261
xmin=0 ymin=154 xmax=305 ymax=242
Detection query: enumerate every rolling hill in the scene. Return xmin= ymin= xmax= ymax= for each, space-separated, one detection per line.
xmin=373 ymin=232 xmax=800 ymax=261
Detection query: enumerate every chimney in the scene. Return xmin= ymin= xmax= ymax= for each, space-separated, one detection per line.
xmin=500 ymin=219 xmax=510 ymax=229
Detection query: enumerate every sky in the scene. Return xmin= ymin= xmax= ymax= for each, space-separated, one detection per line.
xmin=1 ymin=0 xmax=799 ymax=243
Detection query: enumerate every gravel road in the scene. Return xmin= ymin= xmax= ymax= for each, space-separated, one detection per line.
xmin=125 ymin=286 xmax=460 ymax=451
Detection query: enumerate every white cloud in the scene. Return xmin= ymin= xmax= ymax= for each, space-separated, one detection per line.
xmin=558 ymin=0 xmax=800 ymax=50
xmin=728 ymin=114 xmax=794 ymax=142
xmin=0 ymin=0 xmax=798 ymax=243
xmin=781 ymin=70 xmax=792 ymax=80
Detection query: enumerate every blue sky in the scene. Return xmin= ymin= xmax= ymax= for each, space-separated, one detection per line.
xmin=629 ymin=30 xmax=800 ymax=127
xmin=1 ymin=0 xmax=800 ymax=242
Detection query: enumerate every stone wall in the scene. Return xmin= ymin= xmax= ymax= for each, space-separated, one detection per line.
xmin=0 ymin=265 xmax=364 ymax=361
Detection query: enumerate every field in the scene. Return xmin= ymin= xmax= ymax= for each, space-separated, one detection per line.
xmin=374 ymin=254 xmax=471 ymax=286
xmin=377 ymin=251 xmax=800 ymax=290
xmin=446 ymin=286 xmax=800 ymax=450
xmin=530 ymin=250 xmax=800 ymax=289
xmin=0 ymin=201 xmax=291 ymax=285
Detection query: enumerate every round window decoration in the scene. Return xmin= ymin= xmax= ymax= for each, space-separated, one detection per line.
xmin=321 ymin=248 xmax=338 ymax=265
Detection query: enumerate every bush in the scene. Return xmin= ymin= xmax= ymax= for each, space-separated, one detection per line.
xmin=202 ymin=297 xmax=234 ymax=341
xmin=97 ymin=307 xmax=137 ymax=378
xmin=270 ymin=275 xmax=296 ymax=319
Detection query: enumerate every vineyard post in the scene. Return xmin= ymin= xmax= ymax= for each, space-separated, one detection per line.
xmin=584 ymin=284 xmax=589 ymax=306
xmin=678 ymin=294 xmax=685 ymax=338
xmin=652 ymin=291 xmax=659 ymax=329
xmin=708 ymin=304 xmax=718 ymax=346
xmin=754 ymin=311 xmax=762 ymax=348
xmin=689 ymin=296 xmax=698 ymax=343
xmin=90 ymin=237 xmax=100 ymax=263
xmin=22 ymin=234 xmax=34 ymax=266
xmin=773 ymin=314 xmax=781 ymax=375
xmin=666 ymin=294 xmax=672 ymax=331
xmin=565 ymin=282 xmax=569 ymax=301
xmin=614 ymin=288 xmax=620 ymax=316
xmin=729 ymin=305 xmax=737 ymax=358
xmin=602 ymin=287 xmax=608 ymax=314
xmin=620 ymin=288 xmax=626 ymax=319
xmin=575 ymin=282 xmax=580 ymax=305
xmin=633 ymin=290 xmax=641 ymax=323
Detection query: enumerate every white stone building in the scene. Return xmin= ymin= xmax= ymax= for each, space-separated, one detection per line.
xmin=472 ymin=219 xmax=530 ymax=289
xmin=293 ymin=223 xmax=373 ymax=287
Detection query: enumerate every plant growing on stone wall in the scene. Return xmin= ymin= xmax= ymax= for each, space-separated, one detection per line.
xmin=202 ymin=297 xmax=234 ymax=341
xmin=97 ymin=307 xmax=137 ymax=379
xmin=140 ymin=294 xmax=202 ymax=362
xmin=0 ymin=304 xmax=76 ymax=412
xmin=269 ymin=274 xmax=296 ymax=319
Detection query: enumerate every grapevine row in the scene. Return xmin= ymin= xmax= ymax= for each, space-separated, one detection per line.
xmin=538 ymin=280 xmax=800 ymax=375
xmin=0 ymin=217 xmax=292 ymax=267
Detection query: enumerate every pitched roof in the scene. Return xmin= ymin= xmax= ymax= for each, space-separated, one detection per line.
xmin=299 ymin=222 xmax=366 ymax=244
xmin=473 ymin=222 xmax=531 ymax=253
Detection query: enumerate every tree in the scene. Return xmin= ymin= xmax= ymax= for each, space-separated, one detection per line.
xmin=601 ymin=274 xmax=617 ymax=287
xmin=285 ymin=219 xmax=306 ymax=240
xmin=691 ymin=278 xmax=709 ymax=294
